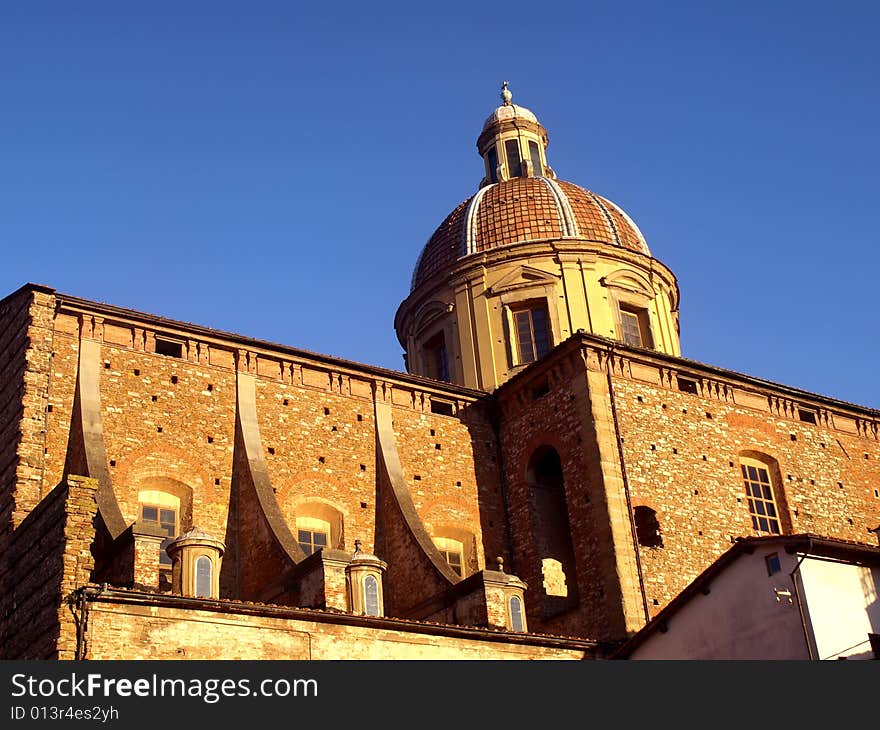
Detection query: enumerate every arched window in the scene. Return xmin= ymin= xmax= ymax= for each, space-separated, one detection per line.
xmin=509 ymin=596 xmax=525 ymax=632
xmin=195 ymin=556 xmax=212 ymax=599
xmin=526 ymin=446 xmax=578 ymax=612
xmin=137 ymin=489 xmax=179 ymax=566
xmin=293 ymin=501 xmax=345 ymax=556
xmin=634 ymin=506 xmax=663 ymax=548
xmin=432 ymin=536 xmax=464 ymax=576
xmin=364 ymin=575 xmax=380 ymax=616
xmin=739 ymin=454 xmax=788 ymax=535
xmin=297 ymin=516 xmax=330 ymax=556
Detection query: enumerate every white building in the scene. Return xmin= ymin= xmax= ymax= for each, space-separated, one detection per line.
xmin=618 ymin=535 xmax=880 ymax=660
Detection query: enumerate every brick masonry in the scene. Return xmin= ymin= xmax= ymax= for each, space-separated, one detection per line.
xmin=1 ymin=284 xmax=878 ymax=657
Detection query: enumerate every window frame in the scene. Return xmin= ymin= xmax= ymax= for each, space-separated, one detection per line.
xmin=297 ymin=527 xmax=329 ymax=556
xmin=617 ymin=301 xmax=654 ymax=349
xmin=139 ymin=502 xmax=178 ymax=567
xmin=508 ymin=300 xmax=552 ymax=366
xmin=509 ymin=595 xmax=525 ymax=632
xmin=433 ymin=536 xmax=465 ymax=577
xmin=740 ymin=456 xmax=783 ymax=535
xmin=363 ymin=575 xmax=381 ymax=616
xmin=423 ymin=329 xmax=450 ymax=382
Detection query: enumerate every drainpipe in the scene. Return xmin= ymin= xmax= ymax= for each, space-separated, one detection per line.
xmin=788 ymin=536 xmax=815 ymax=660
xmin=605 ymin=344 xmax=650 ymax=623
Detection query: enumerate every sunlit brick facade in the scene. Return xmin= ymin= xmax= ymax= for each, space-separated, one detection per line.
xmin=1 ymin=88 xmax=877 ymax=659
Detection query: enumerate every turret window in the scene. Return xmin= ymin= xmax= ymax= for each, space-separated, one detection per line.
xmin=195 ymin=556 xmax=212 ymax=599
xmin=488 ymin=145 xmax=499 ymax=184
xmin=509 ymin=596 xmax=525 ymax=632
xmin=528 ymin=141 xmax=542 ymax=177
xmin=364 ymin=575 xmax=380 ymax=616
xmin=513 ymin=303 xmax=551 ymax=364
xmin=504 ymin=139 xmax=521 ymax=178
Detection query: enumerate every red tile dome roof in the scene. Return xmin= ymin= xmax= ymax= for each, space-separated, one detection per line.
xmin=411 ymin=176 xmax=650 ymax=290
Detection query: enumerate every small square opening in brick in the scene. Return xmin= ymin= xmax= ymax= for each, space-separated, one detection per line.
xmin=157 ymin=427 xmax=163 ymax=433
xmin=134 ymin=369 xmax=140 ymax=376
xmin=413 ymin=475 xmax=421 ymax=481
xmin=151 ymin=395 xmax=158 ymax=402
xmin=318 ymin=456 xmax=325 ymax=463
xmin=110 ymin=460 xmax=116 ymax=467
xmin=360 ymin=502 xmax=367 ymax=509
xmin=171 ymin=375 xmax=178 ymax=385
xmin=283 ymin=399 xmax=289 ymax=406
xmin=357 ymin=414 xmax=363 ymax=422
xmin=430 ymin=429 xmax=435 ymax=436
xmin=435 ymin=443 xmax=441 ymax=450
xmin=360 ymin=464 xmax=366 ymax=471
xmin=207 ymin=436 xmax=214 ymax=443
xmin=47 ymin=404 xmax=53 ymax=412
xmin=323 ymin=407 xmax=330 ymax=416
xmin=268 ymin=447 xmax=275 ymax=455
xmin=790 ymin=433 xmax=797 ymax=441
xmin=215 ymin=478 xmax=221 ymax=486
xmin=104 ymin=362 xmax=110 ymax=369
xmin=207 ymin=383 xmax=213 ymax=392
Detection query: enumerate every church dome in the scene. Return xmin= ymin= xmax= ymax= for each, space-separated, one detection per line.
xmin=411 ymin=177 xmax=650 ymax=290
xmin=395 ymin=84 xmax=680 ymax=392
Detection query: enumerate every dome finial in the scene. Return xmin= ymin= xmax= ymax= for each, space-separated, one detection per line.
xmin=500 ymin=80 xmax=512 ymax=105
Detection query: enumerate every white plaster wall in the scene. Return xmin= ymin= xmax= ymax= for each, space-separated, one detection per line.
xmin=799 ymin=557 xmax=880 ymax=660
xmin=631 ymin=550 xmax=809 ymax=659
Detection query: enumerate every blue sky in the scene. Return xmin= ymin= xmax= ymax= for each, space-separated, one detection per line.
xmin=2 ymin=2 xmax=878 ymax=408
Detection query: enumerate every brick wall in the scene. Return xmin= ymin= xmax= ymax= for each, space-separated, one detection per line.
xmin=611 ymin=362 xmax=880 ymax=614
xmin=0 ymin=475 xmax=98 ymax=659
xmin=0 ymin=286 xmax=55 ymax=537
xmin=497 ymin=351 xmax=623 ymax=640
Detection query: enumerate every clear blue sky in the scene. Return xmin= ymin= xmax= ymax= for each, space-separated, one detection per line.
xmin=2 ymin=2 xmax=878 ymax=409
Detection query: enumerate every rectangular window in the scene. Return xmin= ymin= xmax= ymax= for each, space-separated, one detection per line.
xmin=513 ymin=303 xmax=551 ymax=364
xmin=424 ymin=331 xmax=450 ymax=382
xmin=505 ymin=139 xmax=521 ymax=178
xmin=741 ymin=463 xmax=781 ymax=534
xmin=528 ymin=140 xmax=542 ymax=177
xmin=140 ymin=504 xmax=177 ymax=566
xmin=438 ymin=549 xmax=463 ymax=576
xmin=765 ymin=553 xmax=781 ymax=575
xmin=488 ymin=146 xmax=499 ymax=183
xmin=298 ymin=529 xmax=328 ymax=556
xmin=618 ymin=303 xmax=653 ymax=349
